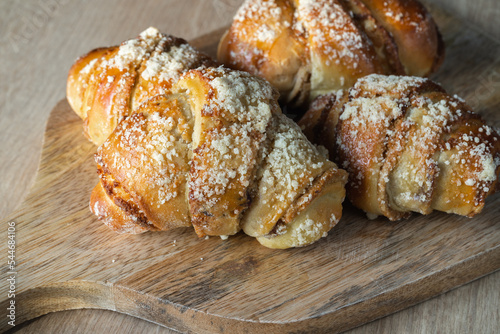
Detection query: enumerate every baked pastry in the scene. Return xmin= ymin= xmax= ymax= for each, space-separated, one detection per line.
xmin=91 ymin=66 xmax=348 ymax=249
xmin=67 ymin=27 xmax=216 ymax=145
xmin=299 ymin=74 xmax=500 ymax=220
xmin=218 ymin=0 xmax=445 ymax=107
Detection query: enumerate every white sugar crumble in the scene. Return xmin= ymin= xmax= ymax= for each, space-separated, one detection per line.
xmin=290 ymin=215 xmax=330 ymax=246
xmin=141 ymin=43 xmax=203 ymax=83
xmin=260 ymin=113 xmax=325 ymax=203
xmin=188 ymin=67 xmax=277 ymax=208
xmin=337 ymin=74 xmax=500 ymax=215
xmin=80 ymin=58 xmax=98 ymax=75
xmin=297 ymin=0 xmax=365 ymax=66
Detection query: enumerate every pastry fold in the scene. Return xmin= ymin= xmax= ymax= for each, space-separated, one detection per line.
xmin=91 ymin=67 xmax=348 ymax=248
xmin=218 ymin=0 xmax=444 ymax=107
xmin=299 ymin=74 xmax=500 ymax=220
xmin=67 ymin=27 xmax=216 ymax=145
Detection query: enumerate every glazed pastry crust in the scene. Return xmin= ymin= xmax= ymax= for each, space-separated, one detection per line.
xmin=218 ymin=0 xmax=444 ymax=107
xmin=67 ymin=27 xmax=216 ymax=145
xmin=90 ymin=67 xmax=348 ymax=248
xmin=299 ymin=74 xmax=500 ymax=220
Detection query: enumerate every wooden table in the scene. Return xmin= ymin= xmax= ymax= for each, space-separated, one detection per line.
xmin=1 ymin=0 xmax=498 ymax=333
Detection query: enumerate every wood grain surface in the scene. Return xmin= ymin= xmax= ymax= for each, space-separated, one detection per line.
xmin=1 ymin=0 xmax=499 ymax=333
xmin=2 ymin=94 xmax=499 ymax=334
xmin=432 ymin=0 xmax=500 ymax=42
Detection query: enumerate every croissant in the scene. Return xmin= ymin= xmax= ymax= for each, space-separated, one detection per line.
xmin=91 ymin=66 xmax=348 ymax=249
xmin=218 ymin=0 xmax=445 ymax=108
xmin=299 ymin=74 xmax=500 ymax=220
xmin=67 ymin=27 xmax=215 ymax=145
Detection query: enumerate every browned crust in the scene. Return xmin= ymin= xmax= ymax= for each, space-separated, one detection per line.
xmin=80 ymin=41 xmax=348 ymax=247
xmin=432 ymin=105 xmax=500 ymax=217
xmin=339 ymin=80 xmax=448 ymax=218
xmin=89 ymin=182 xmax=151 ymax=235
xmin=94 ymin=164 xmax=156 ymax=232
xmin=281 ymin=167 xmax=349 ymax=224
xmin=217 ymin=0 xmax=307 ymax=104
xmin=298 ymin=93 xmax=338 ymax=144
xmin=358 ymin=0 xmax=445 ymax=76
xmin=218 ymin=0 xmax=445 ymax=107
xmin=67 ymin=29 xmax=216 ymax=146
xmin=300 ymin=75 xmax=500 ymax=220
xmin=340 ymin=0 xmax=405 ymax=75
xmin=67 ymin=47 xmax=113 ymax=119
xmin=184 ymin=68 xmax=286 ymax=238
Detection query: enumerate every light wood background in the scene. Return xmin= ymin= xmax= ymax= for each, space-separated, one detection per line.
xmin=1 ymin=0 xmax=499 ymax=333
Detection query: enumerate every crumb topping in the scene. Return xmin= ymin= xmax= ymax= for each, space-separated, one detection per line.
xmin=74 ymin=27 xmax=213 ymax=145
xmin=208 ymin=67 xmax=275 ymax=130
xmin=92 ymin=45 xmax=342 ymax=240
xmin=232 ymin=0 xmax=285 ymax=45
xmin=298 ymin=0 xmax=364 ymax=66
xmin=337 ymin=74 xmax=500 ymax=216
xmin=261 ymin=113 xmax=326 ymax=203
xmin=98 ymin=97 xmax=192 ymax=211
xmin=80 ymin=58 xmax=98 ymax=75
xmin=142 ymin=43 xmax=203 ymax=83
xmin=286 ymin=211 xmax=338 ymax=246
xmin=187 ymin=67 xmax=277 ymax=209
xmin=350 ymin=74 xmax=426 ymax=97
xmin=293 ymin=218 xmax=322 ymax=245
xmin=107 ymin=28 xmax=161 ymax=71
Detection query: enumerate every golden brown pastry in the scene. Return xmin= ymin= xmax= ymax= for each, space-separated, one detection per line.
xmin=91 ymin=67 xmax=348 ymax=249
xmin=218 ymin=0 xmax=444 ymax=107
xmin=299 ymin=74 xmax=500 ymax=220
xmin=67 ymin=27 xmax=216 ymax=145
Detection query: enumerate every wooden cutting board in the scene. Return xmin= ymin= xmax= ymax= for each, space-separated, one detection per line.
xmin=1 ymin=6 xmax=500 ymax=334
